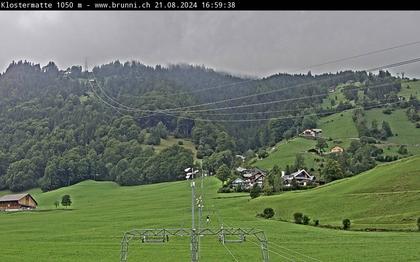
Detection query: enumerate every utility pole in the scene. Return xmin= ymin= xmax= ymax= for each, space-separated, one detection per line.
xmin=120 ymin=166 xmax=270 ymax=262
xmin=84 ymin=57 xmax=89 ymax=72
xmin=191 ymin=179 xmax=198 ymax=262
xmin=186 ymin=167 xmax=199 ymax=262
xmin=191 ymin=175 xmax=195 ymax=230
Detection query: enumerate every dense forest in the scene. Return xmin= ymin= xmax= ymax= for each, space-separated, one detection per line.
xmin=0 ymin=60 xmax=404 ymax=192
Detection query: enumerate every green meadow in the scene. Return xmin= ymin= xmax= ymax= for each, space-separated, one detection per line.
xmin=2 ymin=157 xmax=420 ymax=261
xmin=253 ymin=137 xmax=317 ymax=171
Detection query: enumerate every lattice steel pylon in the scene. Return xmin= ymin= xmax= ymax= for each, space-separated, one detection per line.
xmin=120 ymin=227 xmax=269 ymax=262
xmin=120 ymin=170 xmax=269 ymax=262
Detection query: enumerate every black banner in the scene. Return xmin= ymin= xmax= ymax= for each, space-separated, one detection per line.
xmin=0 ymin=0 xmax=416 ymax=11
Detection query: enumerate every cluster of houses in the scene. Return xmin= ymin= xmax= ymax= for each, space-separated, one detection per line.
xmin=300 ymin=128 xmax=345 ymax=154
xmin=0 ymin=193 xmax=38 ymax=211
xmin=300 ymin=128 xmax=323 ymax=139
xmin=230 ymin=167 xmax=316 ymax=190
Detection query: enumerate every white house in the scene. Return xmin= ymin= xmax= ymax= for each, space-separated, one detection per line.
xmin=231 ymin=168 xmax=266 ymax=190
xmin=231 ymin=178 xmax=245 ymax=188
xmin=300 ymin=129 xmax=322 ymax=139
xmin=282 ymin=169 xmax=315 ymax=187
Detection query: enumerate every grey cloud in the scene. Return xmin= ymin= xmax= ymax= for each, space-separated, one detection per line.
xmin=0 ymin=11 xmax=420 ymax=78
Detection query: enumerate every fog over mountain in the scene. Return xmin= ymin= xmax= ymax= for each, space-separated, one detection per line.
xmin=1 ymin=11 xmax=420 ymax=77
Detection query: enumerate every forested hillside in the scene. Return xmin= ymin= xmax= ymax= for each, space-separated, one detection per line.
xmin=0 ymin=60 xmax=411 ymax=192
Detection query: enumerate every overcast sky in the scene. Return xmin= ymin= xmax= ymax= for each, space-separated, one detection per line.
xmin=1 ymin=11 xmax=420 ymax=78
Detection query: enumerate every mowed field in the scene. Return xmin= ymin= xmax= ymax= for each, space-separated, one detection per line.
xmin=364 ymin=108 xmax=420 ymax=155
xmin=248 ymin=156 xmax=420 ymax=230
xmin=253 ymin=137 xmax=317 ymax=171
xmin=399 ymin=80 xmax=420 ymax=99
xmin=2 ymin=158 xmax=420 ymax=262
xmin=253 ymin=105 xmax=420 ymax=172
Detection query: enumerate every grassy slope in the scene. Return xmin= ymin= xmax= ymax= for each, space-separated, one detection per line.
xmin=399 ymin=80 xmax=420 ymax=99
xmin=365 ymin=108 xmax=420 ymax=155
xmin=254 ymin=137 xmax=317 ymax=170
xmin=254 ymin=104 xmax=420 ymax=171
xmin=154 ymin=135 xmax=197 ymax=156
xmin=2 ymin=165 xmax=420 ymax=261
xmin=318 ymin=109 xmax=358 ymax=148
xmin=321 ymin=82 xmax=362 ymax=110
xmin=247 ymin=156 xmax=420 ymax=230
xmin=254 ymin=109 xmax=358 ymax=171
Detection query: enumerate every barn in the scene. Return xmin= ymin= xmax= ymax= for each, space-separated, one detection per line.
xmin=0 ymin=193 xmax=38 ymax=211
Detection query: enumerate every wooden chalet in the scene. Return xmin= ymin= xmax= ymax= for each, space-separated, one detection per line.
xmin=282 ymin=169 xmax=315 ymax=187
xmin=0 ymin=193 xmax=38 ymax=211
xmin=232 ymin=167 xmax=267 ymax=190
xmin=300 ymin=129 xmax=323 ymax=139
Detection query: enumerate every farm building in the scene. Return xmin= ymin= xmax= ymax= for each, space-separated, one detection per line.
xmin=282 ymin=169 xmax=315 ymax=187
xmin=0 ymin=193 xmax=38 ymax=211
xmin=330 ymin=146 xmax=344 ymax=153
xmin=300 ymin=128 xmax=323 ymax=139
xmin=232 ymin=167 xmax=267 ymax=190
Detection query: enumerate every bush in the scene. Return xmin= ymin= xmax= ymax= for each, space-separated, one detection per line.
xmin=303 ymin=215 xmax=310 ymax=225
xmin=234 ymin=185 xmax=243 ymax=192
xmin=360 ymin=136 xmax=377 ymax=144
xmin=293 ymin=212 xmax=303 ymax=224
xmin=416 ymin=123 xmax=420 ymax=128
xmin=178 ymin=140 xmax=184 ymax=145
xmin=342 ymin=218 xmax=351 ymax=230
xmin=250 ymin=184 xmax=261 ymax=199
xmin=257 ymin=149 xmax=268 ymax=159
xmin=398 ymin=145 xmax=408 ymax=155
xmin=61 ymin=195 xmax=72 ymax=208
xmin=382 ymin=108 xmax=393 ymax=115
xmin=417 ymin=217 xmax=420 ymax=231
xmin=314 ymin=220 xmax=319 ymax=226
xmin=262 ymin=208 xmax=275 ymax=219
xmin=217 ymin=187 xmax=232 ymax=193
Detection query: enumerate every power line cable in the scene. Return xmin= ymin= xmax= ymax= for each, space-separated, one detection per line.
xmin=90 ymin=79 xmax=407 ymax=123
xmin=161 ymin=100 xmax=408 ymax=123
xmin=249 ymin=240 xmax=295 ymax=262
xmin=222 ymin=242 xmax=240 ymax=262
xmin=162 ymin=58 xmax=420 ymax=112
xmin=92 ymin=39 xmax=420 ymax=100
xmin=298 ymin=40 xmax=420 ymax=71
xmin=91 ymin=77 xmax=402 ymax=116
xmin=268 ymin=241 xmax=322 ymax=262
xmin=90 ymin=57 xmax=420 ymax=116
xmin=367 ymin=57 xmax=420 ymax=72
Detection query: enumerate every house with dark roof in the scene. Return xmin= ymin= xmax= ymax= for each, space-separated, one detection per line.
xmin=232 ymin=167 xmax=266 ymax=190
xmin=282 ymin=169 xmax=315 ymax=187
xmin=300 ymin=129 xmax=323 ymax=139
xmin=0 ymin=193 xmax=38 ymax=211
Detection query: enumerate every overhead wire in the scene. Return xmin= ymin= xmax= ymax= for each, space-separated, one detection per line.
xmin=89 ymin=73 xmax=404 ymax=118
xmin=221 ymin=242 xmax=240 ymax=262
xmin=85 ymin=38 xmax=420 ymax=114
xmin=268 ymin=241 xmax=322 ymax=262
xmin=248 ymin=239 xmax=295 ymax=262
xmin=160 ymin=57 xmax=420 ymax=113
xmin=367 ymin=57 xmax=420 ymax=72
xmin=85 ymin=45 xmax=420 ymax=124
xmin=297 ymin=40 xmax=420 ymax=71
xmin=88 ymin=58 xmax=420 ymax=120
xmin=89 ymin=77 xmax=409 ymax=123
xmin=91 ymin=39 xmax=420 ymax=102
